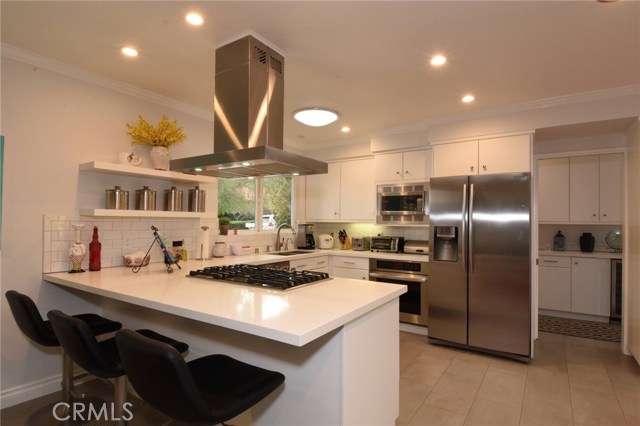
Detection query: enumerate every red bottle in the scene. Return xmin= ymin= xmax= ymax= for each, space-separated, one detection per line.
xmin=89 ymin=226 xmax=101 ymax=271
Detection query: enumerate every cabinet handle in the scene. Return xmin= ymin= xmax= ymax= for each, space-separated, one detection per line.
xmin=574 ymin=262 xmax=578 ymax=265
xmin=603 ymin=213 xmax=607 ymax=217
xmin=296 ymin=264 xmax=307 ymax=268
xmin=317 ymin=261 xmax=327 ymax=265
xmin=343 ymin=261 xmax=356 ymax=265
xmin=482 ymin=165 xmax=487 ymax=171
xmin=543 ymin=260 xmax=558 ymax=263
xmin=470 ymin=166 xmax=475 ymax=172
xmin=405 ymin=170 xmax=409 ymax=174
xmin=396 ymin=171 xmax=401 ymax=175
xmin=592 ymin=214 xmax=597 ymax=217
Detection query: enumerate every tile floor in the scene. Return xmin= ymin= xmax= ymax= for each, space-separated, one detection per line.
xmin=398 ymin=331 xmax=640 ymax=426
xmin=2 ymin=331 xmax=639 ymax=425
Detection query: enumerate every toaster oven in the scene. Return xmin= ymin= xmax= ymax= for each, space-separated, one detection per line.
xmin=370 ymin=236 xmax=405 ymax=253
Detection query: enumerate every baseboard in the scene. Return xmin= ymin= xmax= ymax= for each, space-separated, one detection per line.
xmin=0 ymin=374 xmax=61 ymax=409
xmin=399 ymin=323 xmax=429 ymax=336
xmin=539 ymin=309 xmax=610 ymax=324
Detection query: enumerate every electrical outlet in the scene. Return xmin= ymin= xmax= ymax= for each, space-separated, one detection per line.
xmin=123 ymin=238 xmax=130 ymax=249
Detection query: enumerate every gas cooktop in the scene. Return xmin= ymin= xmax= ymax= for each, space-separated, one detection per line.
xmin=188 ymin=264 xmax=331 ymax=291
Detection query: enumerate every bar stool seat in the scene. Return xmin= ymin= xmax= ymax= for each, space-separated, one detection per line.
xmin=5 ymin=290 xmax=122 ymax=399
xmin=47 ymin=310 xmax=189 ymax=422
xmin=116 ymin=329 xmax=285 ymax=425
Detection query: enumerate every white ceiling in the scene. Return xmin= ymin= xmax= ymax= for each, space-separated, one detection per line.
xmin=2 ymin=1 xmax=639 ymax=149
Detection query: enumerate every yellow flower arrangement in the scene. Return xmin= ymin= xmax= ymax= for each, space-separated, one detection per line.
xmin=126 ymin=115 xmax=186 ymax=147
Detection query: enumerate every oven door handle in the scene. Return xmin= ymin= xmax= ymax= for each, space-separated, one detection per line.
xmin=369 ymin=272 xmax=428 ymax=283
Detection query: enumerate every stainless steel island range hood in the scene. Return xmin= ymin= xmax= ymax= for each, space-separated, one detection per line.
xmin=170 ymin=35 xmax=328 ymax=178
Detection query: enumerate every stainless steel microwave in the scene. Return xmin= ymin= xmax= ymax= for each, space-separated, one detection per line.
xmin=376 ymin=182 xmax=429 ymax=225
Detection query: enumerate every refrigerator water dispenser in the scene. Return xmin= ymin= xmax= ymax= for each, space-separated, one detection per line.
xmin=433 ymin=226 xmax=458 ymax=262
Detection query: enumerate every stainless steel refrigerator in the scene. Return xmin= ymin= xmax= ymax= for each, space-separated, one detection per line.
xmin=428 ymin=173 xmax=531 ymax=360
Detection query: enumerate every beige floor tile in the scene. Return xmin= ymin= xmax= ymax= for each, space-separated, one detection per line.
xmin=571 ymin=386 xmax=627 ymax=426
xmin=489 ymin=357 xmax=528 ymax=375
xmin=613 ymin=381 xmax=640 ymax=418
xmin=605 ymin=356 xmax=640 ymax=388
xmin=567 ymin=361 xmax=615 ymax=394
xmin=520 ymin=390 xmax=573 ymax=426
xmin=401 ymin=338 xmax=430 ymax=372
xmin=531 ymin=341 xmax=568 ymax=373
xmin=525 ymin=365 xmax=571 ymax=403
xmin=565 ymin=342 xmax=603 ymax=365
xmin=408 ymin=403 xmax=465 ymax=426
xmin=476 ymin=367 xmax=526 ymax=408
xmin=446 ymin=355 xmax=489 ymax=384
xmin=564 ymin=335 xmax=598 ymax=347
xmin=538 ymin=331 xmax=565 ymax=343
xmin=463 ymin=398 xmax=521 ymax=426
xmin=398 ymin=378 xmax=434 ymax=426
xmin=422 ymin=342 xmax=464 ymax=361
xmin=401 ymin=354 xmax=450 ymax=386
xmin=425 ymin=373 xmax=481 ymax=417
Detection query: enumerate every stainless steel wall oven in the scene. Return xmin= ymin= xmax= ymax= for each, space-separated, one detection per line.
xmin=369 ymin=258 xmax=429 ymax=326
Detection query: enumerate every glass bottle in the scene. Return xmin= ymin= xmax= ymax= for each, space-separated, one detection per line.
xmin=89 ymin=226 xmax=101 ymax=271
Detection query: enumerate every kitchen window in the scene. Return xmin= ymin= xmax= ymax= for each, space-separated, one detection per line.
xmin=218 ymin=176 xmax=293 ymax=231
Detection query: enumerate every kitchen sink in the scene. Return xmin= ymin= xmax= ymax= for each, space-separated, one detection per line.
xmin=271 ymin=250 xmax=314 ymax=256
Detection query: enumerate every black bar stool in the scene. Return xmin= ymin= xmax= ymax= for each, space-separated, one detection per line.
xmin=47 ymin=310 xmax=189 ymax=424
xmin=115 ymin=329 xmax=285 ymax=425
xmin=5 ymin=290 xmax=123 ymax=401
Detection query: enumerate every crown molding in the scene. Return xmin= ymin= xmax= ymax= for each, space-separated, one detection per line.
xmin=420 ymin=86 xmax=640 ymax=127
xmin=1 ymin=43 xmax=213 ymax=121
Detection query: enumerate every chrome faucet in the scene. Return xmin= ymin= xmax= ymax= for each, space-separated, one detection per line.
xmin=275 ymin=223 xmax=296 ymax=251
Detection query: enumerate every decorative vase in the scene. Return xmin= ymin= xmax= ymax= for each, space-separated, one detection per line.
xmin=69 ymin=224 xmax=86 ymax=273
xmin=580 ymin=232 xmax=595 ymax=252
xmin=149 ymin=146 xmax=170 ymax=170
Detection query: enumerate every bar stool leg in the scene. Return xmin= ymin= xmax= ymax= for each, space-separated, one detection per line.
xmin=114 ymin=376 xmax=128 ymax=426
xmin=61 ymin=351 xmax=74 ymax=402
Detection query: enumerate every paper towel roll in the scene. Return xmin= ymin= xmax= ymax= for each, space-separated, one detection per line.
xmin=196 ymin=226 xmax=211 ymax=259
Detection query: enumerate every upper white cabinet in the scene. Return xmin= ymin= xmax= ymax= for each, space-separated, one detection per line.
xmin=306 ymin=158 xmax=374 ymax=222
xmin=433 ymin=134 xmax=531 ymax=177
xmin=374 ymin=149 xmax=432 ymax=182
xmin=538 ymin=158 xmax=570 ymax=222
xmin=538 ymin=153 xmax=623 ymax=224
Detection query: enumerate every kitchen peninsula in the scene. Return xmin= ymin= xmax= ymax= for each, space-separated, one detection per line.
xmin=43 ymin=256 xmax=406 ymax=425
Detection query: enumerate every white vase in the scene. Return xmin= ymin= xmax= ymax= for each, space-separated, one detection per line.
xmin=149 ymin=146 xmax=170 ymax=170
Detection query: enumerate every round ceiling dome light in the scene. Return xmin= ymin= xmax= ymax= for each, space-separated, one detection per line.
xmin=430 ymin=54 xmax=447 ymax=66
xmin=462 ymin=94 xmax=475 ymax=103
xmin=293 ymin=108 xmax=340 ymax=127
xmin=121 ymin=46 xmax=139 ymax=58
xmin=185 ymin=12 xmax=204 ymax=26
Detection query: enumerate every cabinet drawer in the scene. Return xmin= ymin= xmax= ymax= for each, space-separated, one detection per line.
xmin=290 ymin=256 xmax=329 ymax=271
xmin=539 ymin=256 xmax=570 ymax=268
xmin=332 ymin=256 xmax=369 ymax=270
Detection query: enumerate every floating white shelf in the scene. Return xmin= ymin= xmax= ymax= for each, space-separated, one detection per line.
xmin=79 ymin=161 xmax=217 ymax=184
xmin=79 ymin=209 xmax=213 ymax=219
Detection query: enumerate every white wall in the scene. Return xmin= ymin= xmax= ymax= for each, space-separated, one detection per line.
xmin=624 ymin=119 xmax=640 ymax=362
xmin=0 ymin=57 xmax=214 ymax=405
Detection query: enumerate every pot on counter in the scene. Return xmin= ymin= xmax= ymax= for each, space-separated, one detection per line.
xmin=318 ymin=234 xmax=334 ymax=250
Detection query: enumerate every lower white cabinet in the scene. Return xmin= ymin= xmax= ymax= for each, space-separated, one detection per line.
xmin=290 ymin=256 xmax=329 ymax=273
xmin=538 ymin=255 xmax=611 ymax=317
xmin=539 ymin=256 xmax=571 ymax=311
xmin=331 ymin=256 xmax=369 ymax=280
xmin=571 ymin=258 xmax=611 ymax=317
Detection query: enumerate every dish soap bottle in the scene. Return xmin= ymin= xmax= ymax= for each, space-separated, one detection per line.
xmin=89 ymin=226 xmax=101 ymax=271
xmin=553 ymin=231 xmax=565 ymax=251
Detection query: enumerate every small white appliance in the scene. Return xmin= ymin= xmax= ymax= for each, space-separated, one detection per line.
xmin=317 ymin=234 xmax=334 ymax=249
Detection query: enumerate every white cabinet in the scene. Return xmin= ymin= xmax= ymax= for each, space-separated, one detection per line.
xmin=599 ymin=153 xmax=624 ymax=223
xmin=374 ymin=149 xmax=432 ymax=182
xmin=433 ymin=134 xmax=530 ymax=177
xmin=538 ymin=255 xmax=611 ymax=317
xmin=332 ymin=256 xmax=369 ymax=280
xmin=571 ymin=258 xmax=611 ymax=317
xmin=538 ymin=158 xmax=570 ymax=222
xmin=539 ymin=153 xmax=623 ymax=224
xmin=306 ymin=159 xmax=374 ymax=222
xmin=290 ymin=256 xmax=329 ymax=274
xmin=538 ymin=256 xmax=571 ymax=311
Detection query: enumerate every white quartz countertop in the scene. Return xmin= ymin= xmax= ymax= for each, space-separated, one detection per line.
xmin=43 ymin=253 xmax=407 ymax=347
xmin=539 ymin=250 xmax=623 ymax=260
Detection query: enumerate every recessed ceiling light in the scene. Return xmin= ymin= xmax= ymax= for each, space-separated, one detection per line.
xmin=430 ymin=55 xmax=447 ymax=66
xmin=341 ymin=126 xmax=351 ymax=133
xmin=293 ymin=108 xmax=340 ymax=127
xmin=194 ymin=167 xmax=203 ymax=172
xmin=292 ymin=172 xmax=300 ymax=176
xmin=462 ymin=94 xmax=475 ymax=103
xmin=121 ymin=46 xmax=138 ymax=58
xmin=185 ymin=12 xmax=204 ymax=26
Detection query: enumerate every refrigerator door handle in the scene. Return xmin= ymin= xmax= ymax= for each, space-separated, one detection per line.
xmin=461 ymin=183 xmax=467 ymax=273
xmin=469 ymin=183 xmax=474 ymax=273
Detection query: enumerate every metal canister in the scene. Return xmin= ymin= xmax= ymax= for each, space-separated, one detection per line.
xmin=135 ymin=186 xmax=156 ymax=211
xmin=188 ymin=186 xmax=206 ymax=212
xmin=164 ymin=186 xmax=183 ymax=211
xmin=105 ymin=186 xmax=129 ymax=210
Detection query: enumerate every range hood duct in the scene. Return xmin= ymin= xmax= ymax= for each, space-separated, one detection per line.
xmin=170 ymin=35 xmax=328 ymax=178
